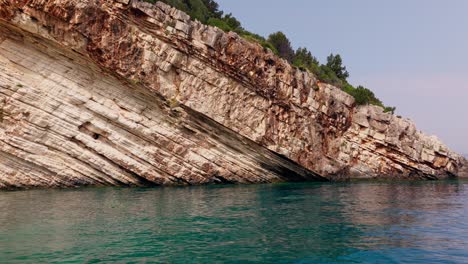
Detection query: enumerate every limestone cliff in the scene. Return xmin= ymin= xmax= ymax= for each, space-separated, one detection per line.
xmin=0 ymin=0 xmax=465 ymax=189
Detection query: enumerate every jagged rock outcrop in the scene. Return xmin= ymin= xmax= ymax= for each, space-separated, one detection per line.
xmin=460 ymin=159 xmax=468 ymax=178
xmin=0 ymin=0 xmax=465 ymax=188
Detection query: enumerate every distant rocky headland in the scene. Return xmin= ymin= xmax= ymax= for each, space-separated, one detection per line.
xmin=0 ymin=0 xmax=466 ymax=189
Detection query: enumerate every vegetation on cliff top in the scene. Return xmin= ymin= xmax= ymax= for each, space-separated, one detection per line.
xmin=145 ymin=0 xmax=395 ymax=113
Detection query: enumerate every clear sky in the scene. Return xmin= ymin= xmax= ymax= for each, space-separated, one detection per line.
xmin=216 ymin=0 xmax=468 ymax=154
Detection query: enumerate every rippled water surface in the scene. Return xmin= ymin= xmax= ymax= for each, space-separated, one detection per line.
xmin=1 ymin=181 xmax=468 ymax=263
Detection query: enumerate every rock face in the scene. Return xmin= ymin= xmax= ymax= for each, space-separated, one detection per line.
xmin=0 ymin=0 xmax=465 ymax=188
xmin=460 ymin=159 xmax=468 ymax=178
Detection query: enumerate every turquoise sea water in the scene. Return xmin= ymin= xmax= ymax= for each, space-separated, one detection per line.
xmin=1 ymin=181 xmax=468 ymax=263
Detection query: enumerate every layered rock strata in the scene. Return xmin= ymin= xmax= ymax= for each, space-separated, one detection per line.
xmin=0 ymin=0 xmax=466 ymax=188
xmin=0 ymin=24 xmax=326 ymax=188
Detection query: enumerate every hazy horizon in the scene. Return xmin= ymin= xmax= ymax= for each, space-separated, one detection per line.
xmin=217 ymin=0 xmax=468 ymax=154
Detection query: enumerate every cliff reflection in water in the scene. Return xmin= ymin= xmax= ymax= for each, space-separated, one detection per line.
xmin=0 ymin=181 xmax=467 ymax=263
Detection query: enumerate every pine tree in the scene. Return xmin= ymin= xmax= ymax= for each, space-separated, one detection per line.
xmin=326 ymin=53 xmax=349 ymax=81
xmin=267 ymin=32 xmax=295 ymax=63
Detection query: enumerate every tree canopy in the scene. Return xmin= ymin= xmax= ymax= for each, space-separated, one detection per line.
xmin=293 ymin=47 xmax=319 ymax=70
xmin=326 ymin=54 xmax=349 ymax=81
xmin=267 ymin=32 xmax=295 ymax=63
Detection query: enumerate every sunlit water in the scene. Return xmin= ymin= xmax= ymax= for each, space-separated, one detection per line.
xmin=1 ymin=181 xmax=468 ymax=263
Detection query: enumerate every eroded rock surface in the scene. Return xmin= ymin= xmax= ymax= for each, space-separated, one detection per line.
xmin=0 ymin=26 xmax=323 ymax=189
xmin=0 ymin=0 xmax=465 ymax=188
xmin=460 ymin=159 xmax=468 ymax=178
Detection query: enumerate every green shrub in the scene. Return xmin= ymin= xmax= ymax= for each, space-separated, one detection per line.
xmin=384 ymin=106 xmax=396 ymax=114
xmin=223 ymin=13 xmax=242 ymax=31
xmin=293 ymin=47 xmax=319 ymax=70
xmin=148 ymin=0 xmax=215 ymax=23
xmin=239 ymin=31 xmax=278 ymax=54
xmin=260 ymin=41 xmax=279 ymax=55
xmin=206 ymin=18 xmax=233 ymax=32
xmin=317 ymin=65 xmax=343 ymax=87
xmin=342 ymin=84 xmax=385 ymax=107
